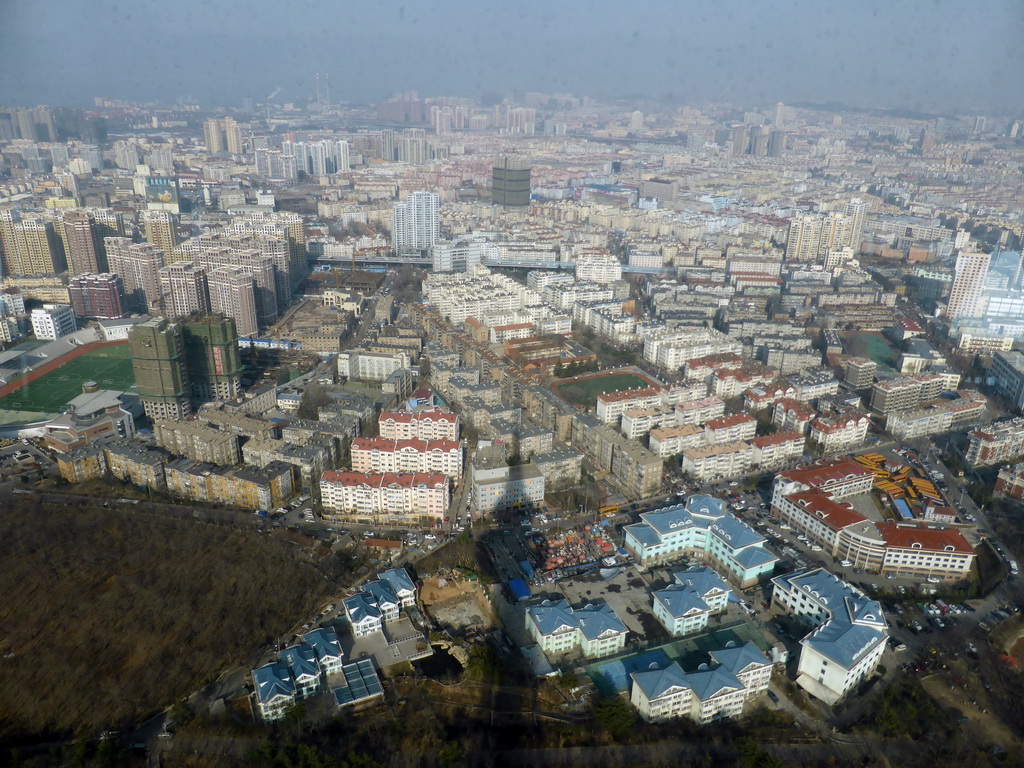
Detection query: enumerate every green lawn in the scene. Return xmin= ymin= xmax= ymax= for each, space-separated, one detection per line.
xmin=556 ymin=372 xmax=655 ymax=406
xmin=0 ymin=346 xmax=135 ymax=415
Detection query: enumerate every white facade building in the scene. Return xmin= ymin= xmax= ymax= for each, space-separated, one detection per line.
xmin=770 ymin=569 xmax=887 ymax=705
xmin=629 ymin=642 xmax=772 ymax=724
xmin=30 ymin=303 xmax=76 ymax=340
xmin=393 ymin=191 xmax=440 ymax=252
xmin=526 ymin=599 xmax=628 ymax=659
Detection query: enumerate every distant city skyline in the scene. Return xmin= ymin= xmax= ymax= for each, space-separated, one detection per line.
xmin=2 ymin=0 xmax=1023 ymax=113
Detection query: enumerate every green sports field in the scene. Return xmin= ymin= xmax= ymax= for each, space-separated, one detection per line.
xmin=555 ymin=372 xmax=657 ymax=406
xmin=0 ymin=345 xmax=136 ymax=415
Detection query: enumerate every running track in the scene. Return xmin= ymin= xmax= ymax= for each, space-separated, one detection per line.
xmin=0 ymin=340 xmax=129 ymax=401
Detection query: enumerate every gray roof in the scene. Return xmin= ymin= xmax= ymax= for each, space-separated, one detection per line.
xmin=630 ymin=661 xmax=691 ymax=700
xmin=631 ymin=659 xmax=746 ymax=703
xmin=527 ymin=599 xmax=578 ymax=636
xmin=638 ymin=504 xmax=696 ymax=536
xmin=709 ymin=641 xmax=771 ymax=676
xmin=804 ymin=619 xmax=886 ymax=669
xmin=687 ymin=494 xmax=725 ymax=519
xmin=708 ymin=514 xmax=765 ymax=550
xmin=362 ymin=579 xmax=399 ymax=608
xmin=773 ymin=568 xmax=888 ymax=669
xmin=652 ymin=585 xmax=710 ymax=618
xmin=574 ymin=602 xmax=628 ymax=641
xmin=253 ymin=661 xmax=295 ymax=703
xmin=673 ymin=566 xmax=731 ymax=598
xmin=528 ymin=598 xmax=627 ymax=641
xmin=280 ymin=643 xmax=320 ymax=681
xmin=623 ymin=521 xmax=663 ymax=548
xmin=685 ymin=666 xmax=745 ymax=702
xmin=628 ymin=496 xmax=774 ymax=570
xmin=344 ymin=594 xmax=381 ymax=623
xmin=302 ymin=627 xmax=343 ymax=663
xmin=732 ymin=546 xmax=779 ymax=568
xmin=378 ymin=567 xmax=415 ymax=596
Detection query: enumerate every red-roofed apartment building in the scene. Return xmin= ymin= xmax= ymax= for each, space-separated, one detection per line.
xmin=350 ymin=437 xmax=463 ymax=477
xmin=770 ymin=458 xmax=975 ymax=581
xmin=750 ymin=431 xmax=805 ymax=471
xmin=378 ymin=407 xmax=460 ymax=441
xmin=596 ymin=387 xmax=663 ymax=425
xmin=320 ymin=470 xmax=451 ymax=521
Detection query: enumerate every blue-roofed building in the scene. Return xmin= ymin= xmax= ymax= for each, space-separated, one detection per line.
xmin=280 ymin=644 xmax=323 ymax=698
xmin=252 ymin=661 xmax=296 ymax=722
xmin=629 ymin=640 xmax=772 ymax=724
xmin=361 ymin=580 xmax=401 ymax=622
xmin=672 ymin=566 xmax=732 ymax=613
xmin=378 ymin=567 xmax=417 ymax=608
xmin=575 ymin=602 xmax=630 ymax=658
xmin=771 ymin=568 xmax=888 ymax=705
xmin=623 ymin=496 xmax=778 ymax=587
xmin=302 ymin=627 xmax=346 ymax=677
xmin=344 ymin=593 xmax=383 ymax=637
xmin=345 ymin=567 xmax=419 ymax=636
xmin=709 ymin=641 xmax=774 ymax=693
xmin=651 ymin=584 xmax=711 ymax=637
xmin=526 ymin=598 xmax=628 ymax=659
xmin=893 ymin=498 xmax=914 ymax=520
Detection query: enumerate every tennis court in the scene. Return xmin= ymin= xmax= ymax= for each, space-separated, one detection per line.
xmin=0 ymin=345 xmax=135 ymax=415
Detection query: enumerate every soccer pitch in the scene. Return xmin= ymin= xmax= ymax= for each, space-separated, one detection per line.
xmin=0 ymin=346 xmax=135 ymax=415
xmin=555 ymin=372 xmax=655 ymax=406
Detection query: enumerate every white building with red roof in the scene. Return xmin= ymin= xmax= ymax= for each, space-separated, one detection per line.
xmin=771 ymin=398 xmax=816 ymax=434
xmin=876 ymin=521 xmax=975 ymax=580
xmin=772 ymin=458 xmax=875 ymax=503
xmin=674 ymin=396 xmax=726 ymax=426
xmin=350 ymin=437 xmax=463 ymax=477
xmin=808 ymin=409 xmax=870 ymax=455
xmin=378 ymin=407 xmax=460 ymax=441
xmin=750 ymin=431 xmax=805 ymax=471
xmin=320 ymin=470 xmax=450 ymax=520
xmin=710 ymin=365 xmax=777 ymax=400
xmin=743 ymin=382 xmax=799 ymax=413
xmin=770 ymin=459 xmax=975 ymax=581
xmin=704 ymin=413 xmax=757 ymax=445
xmin=595 ymin=387 xmax=663 ymax=425
xmin=683 ymin=353 xmax=744 ymax=385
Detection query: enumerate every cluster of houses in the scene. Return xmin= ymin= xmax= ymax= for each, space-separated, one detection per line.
xmin=252 ymin=567 xmax=417 ymax=722
xmin=252 ymin=627 xmax=383 ymax=722
xmin=342 ymin=568 xmax=418 ymax=637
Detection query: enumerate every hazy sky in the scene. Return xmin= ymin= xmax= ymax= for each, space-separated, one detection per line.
xmin=3 ymin=0 xmax=1023 ymax=113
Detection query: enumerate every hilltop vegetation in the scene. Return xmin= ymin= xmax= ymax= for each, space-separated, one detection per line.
xmin=0 ymin=499 xmax=332 ymax=739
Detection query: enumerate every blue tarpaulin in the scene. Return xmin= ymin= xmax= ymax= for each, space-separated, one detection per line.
xmin=508 ymin=579 xmax=531 ymax=601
